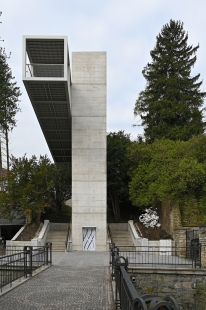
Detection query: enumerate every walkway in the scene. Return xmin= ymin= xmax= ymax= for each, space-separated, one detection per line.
xmin=0 ymin=251 xmax=115 ymax=310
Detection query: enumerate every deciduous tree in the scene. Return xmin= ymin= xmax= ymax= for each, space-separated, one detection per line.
xmin=49 ymin=163 xmax=71 ymax=214
xmin=0 ymin=155 xmax=52 ymax=222
xmin=128 ymin=136 xmax=206 ymax=224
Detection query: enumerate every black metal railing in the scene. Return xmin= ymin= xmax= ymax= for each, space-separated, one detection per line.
xmin=0 ymin=243 xmax=52 ymax=292
xmin=111 ymin=244 xmax=201 ymax=269
xmin=186 ymin=229 xmax=199 ymax=259
xmin=110 ymin=244 xmax=179 ymax=309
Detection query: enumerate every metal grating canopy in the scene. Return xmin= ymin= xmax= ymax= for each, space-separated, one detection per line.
xmin=27 ymin=83 xmax=67 ymax=101
xmin=27 ymin=39 xmax=64 ymax=64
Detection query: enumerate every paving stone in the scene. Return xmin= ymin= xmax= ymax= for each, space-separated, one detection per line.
xmin=0 ymin=251 xmax=115 ymax=310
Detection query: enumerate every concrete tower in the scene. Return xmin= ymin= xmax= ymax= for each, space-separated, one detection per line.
xmin=72 ymin=52 xmax=107 ymax=251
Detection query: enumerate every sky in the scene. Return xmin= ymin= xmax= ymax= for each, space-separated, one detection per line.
xmin=1 ymin=0 xmax=206 ymax=164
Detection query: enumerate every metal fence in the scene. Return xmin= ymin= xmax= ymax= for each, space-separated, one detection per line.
xmin=110 ymin=244 xmax=179 ymax=309
xmin=0 ymin=243 xmax=52 ymax=292
xmin=26 ymin=63 xmax=64 ymax=77
xmin=186 ymin=229 xmax=199 ymax=259
xmin=111 ymin=244 xmax=201 ymax=269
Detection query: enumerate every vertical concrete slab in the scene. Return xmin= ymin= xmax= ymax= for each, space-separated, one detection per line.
xmin=72 ymin=52 xmax=107 ymax=251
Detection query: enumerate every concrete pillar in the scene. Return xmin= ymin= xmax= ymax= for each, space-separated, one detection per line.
xmin=71 ymin=52 xmax=107 ymax=251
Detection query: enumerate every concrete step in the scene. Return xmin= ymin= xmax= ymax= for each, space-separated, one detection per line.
xmin=46 ymin=230 xmax=67 ymax=251
xmin=112 ymin=234 xmax=131 ymax=236
xmin=111 ymin=229 xmax=134 ymax=247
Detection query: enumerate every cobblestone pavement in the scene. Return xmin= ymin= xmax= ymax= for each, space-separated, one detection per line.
xmin=0 ymin=251 xmax=115 ymax=310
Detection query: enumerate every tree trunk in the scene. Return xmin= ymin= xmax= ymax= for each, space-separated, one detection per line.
xmin=26 ymin=212 xmax=32 ymax=224
xmin=5 ymin=127 xmax=9 ymax=171
xmin=110 ymin=190 xmax=120 ymax=221
xmin=36 ymin=212 xmax=41 ymax=223
xmin=0 ymin=134 xmax=3 ymax=190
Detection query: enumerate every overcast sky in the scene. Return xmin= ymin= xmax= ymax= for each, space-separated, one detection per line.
xmin=1 ymin=0 xmax=206 ymax=164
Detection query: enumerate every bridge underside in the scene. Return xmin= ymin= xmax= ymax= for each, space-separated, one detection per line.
xmin=23 ymin=36 xmax=71 ymax=164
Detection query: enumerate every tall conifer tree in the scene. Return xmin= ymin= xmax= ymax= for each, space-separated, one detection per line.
xmin=134 ymin=20 xmax=206 ymax=142
xmin=0 ymin=47 xmax=21 ymax=170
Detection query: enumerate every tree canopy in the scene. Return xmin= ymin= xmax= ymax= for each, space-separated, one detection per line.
xmin=0 ymin=155 xmax=72 ymax=222
xmin=128 ymin=135 xmax=206 ymax=224
xmin=134 ymin=20 xmax=206 ymax=142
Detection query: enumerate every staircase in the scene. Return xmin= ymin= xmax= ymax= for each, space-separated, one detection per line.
xmin=46 ymin=230 xmax=67 ymax=252
xmin=110 ymin=224 xmax=134 ymax=248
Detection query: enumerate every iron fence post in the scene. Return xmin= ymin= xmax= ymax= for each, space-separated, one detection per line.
xmin=23 ymin=246 xmax=27 ymax=278
xmin=46 ymin=243 xmax=48 ymax=265
xmin=50 ymin=242 xmax=52 ymax=265
xmin=45 ymin=242 xmax=52 ymax=265
xmin=29 ymin=246 xmax=33 ymax=276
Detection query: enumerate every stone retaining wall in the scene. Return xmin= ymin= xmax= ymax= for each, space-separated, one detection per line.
xmin=128 ymin=268 xmax=206 ymax=310
xmin=160 ymin=203 xmax=182 ymax=236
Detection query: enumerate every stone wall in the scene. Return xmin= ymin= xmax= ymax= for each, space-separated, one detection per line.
xmin=173 ymin=228 xmax=187 ymax=257
xmin=160 ymin=203 xmax=182 ymax=237
xmin=128 ymin=268 xmax=206 ymax=310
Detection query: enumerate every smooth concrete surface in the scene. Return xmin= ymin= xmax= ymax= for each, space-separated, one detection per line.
xmin=72 ymin=52 xmax=107 ymax=251
xmin=109 ymin=223 xmax=128 ymax=231
xmin=49 ymin=223 xmax=69 ymax=231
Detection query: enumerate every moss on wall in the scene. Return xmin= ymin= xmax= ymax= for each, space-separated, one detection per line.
xmin=180 ymin=202 xmax=204 ymax=227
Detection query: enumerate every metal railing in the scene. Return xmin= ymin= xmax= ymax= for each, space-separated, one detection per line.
xmin=110 ymin=244 xmax=179 ymax=309
xmin=186 ymin=229 xmax=199 ymax=259
xmin=65 ymin=223 xmax=72 ymax=251
xmin=26 ymin=63 xmax=64 ymax=77
xmin=0 ymin=243 xmax=52 ymax=292
xmin=107 ymin=225 xmax=113 ymax=244
xmin=112 ymin=244 xmax=201 ymax=269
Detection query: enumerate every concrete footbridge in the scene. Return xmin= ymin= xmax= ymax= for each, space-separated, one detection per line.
xmin=23 ymin=36 xmax=107 ymax=251
xmin=23 ymin=36 xmax=71 ymax=164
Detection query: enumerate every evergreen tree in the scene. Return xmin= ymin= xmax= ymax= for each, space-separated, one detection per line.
xmin=0 ymin=47 xmax=21 ymax=170
xmin=134 ymin=20 xmax=206 ymax=142
xmin=107 ymin=131 xmax=131 ymax=220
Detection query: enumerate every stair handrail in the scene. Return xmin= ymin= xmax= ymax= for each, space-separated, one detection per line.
xmin=133 ymin=221 xmax=143 ymax=238
xmin=65 ymin=221 xmax=72 ymax=251
xmin=107 ymin=224 xmax=113 ymax=244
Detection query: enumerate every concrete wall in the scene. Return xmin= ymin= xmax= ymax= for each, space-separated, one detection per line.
xmin=49 ymin=223 xmax=68 ymax=231
xmin=109 ymin=223 xmax=128 ymax=231
xmin=71 ymin=52 xmax=107 ymax=251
